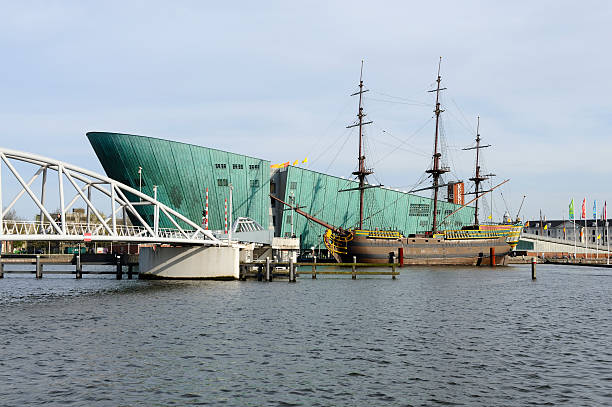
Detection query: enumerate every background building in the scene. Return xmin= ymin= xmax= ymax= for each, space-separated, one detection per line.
xmin=88 ymin=132 xmax=476 ymax=251
xmin=524 ymin=219 xmax=610 ymax=245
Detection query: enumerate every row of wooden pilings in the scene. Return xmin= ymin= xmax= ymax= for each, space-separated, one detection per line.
xmin=240 ymin=254 xmax=400 ymax=282
xmin=0 ymin=254 xmax=134 ymax=279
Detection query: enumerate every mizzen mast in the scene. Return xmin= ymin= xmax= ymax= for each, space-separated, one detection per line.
xmin=426 ymin=57 xmax=449 ymax=234
xmin=346 ymin=60 xmax=373 ymax=230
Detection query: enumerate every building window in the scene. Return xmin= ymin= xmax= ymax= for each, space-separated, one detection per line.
xmin=444 ymin=209 xmax=452 ymax=216
xmin=217 ymin=179 xmax=228 ymax=186
xmin=215 ymin=163 xmax=227 ymax=169
xmin=270 ymin=182 xmax=276 ymax=193
xmin=250 ymin=179 xmax=260 ymax=188
xmin=232 ymin=164 xmax=243 ymax=169
xmin=409 ymin=204 xmax=430 ymax=217
xmin=286 ymin=215 xmax=292 ymax=223
xmin=290 ymin=182 xmax=297 ymax=190
xmin=249 ymin=164 xmax=260 ymax=170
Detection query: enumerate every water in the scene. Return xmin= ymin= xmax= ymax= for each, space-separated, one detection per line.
xmin=0 ymin=264 xmax=610 ymax=406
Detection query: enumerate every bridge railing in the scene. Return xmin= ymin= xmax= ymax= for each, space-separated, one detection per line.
xmin=2 ymin=220 xmax=201 ymax=238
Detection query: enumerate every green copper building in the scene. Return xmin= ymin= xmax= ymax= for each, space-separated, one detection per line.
xmin=87 ymin=132 xmax=475 ymax=250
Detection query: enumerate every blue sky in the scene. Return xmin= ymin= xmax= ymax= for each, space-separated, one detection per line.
xmin=1 ymin=1 xmax=611 ymax=221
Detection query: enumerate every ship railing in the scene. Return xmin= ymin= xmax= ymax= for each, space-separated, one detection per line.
xmin=355 ymin=229 xmax=402 ymax=239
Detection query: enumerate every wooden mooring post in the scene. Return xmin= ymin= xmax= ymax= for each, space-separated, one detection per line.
xmin=289 ymin=257 xmax=296 ymax=283
xmin=312 ymin=256 xmax=317 ymax=279
xmin=0 ymin=261 xmax=4 ymax=279
xmin=116 ymin=255 xmax=122 ymax=280
xmin=391 ymin=254 xmax=396 ymax=280
xmin=36 ymin=255 xmax=43 ymax=279
xmin=531 ymin=257 xmax=536 ymax=280
xmin=352 ymin=256 xmax=357 ymax=279
xmin=398 ymin=247 xmax=404 ymax=267
xmin=490 ymin=247 xmax=496 ymax=267
xmin=265 ymin=257 xmax=271 ymax=282
xmin=127 ymin=265 xmax=133 ymax=280
xmin=75 ymin=254 xmax=82 ymax=279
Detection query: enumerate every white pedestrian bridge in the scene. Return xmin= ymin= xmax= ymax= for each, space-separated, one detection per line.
xmin=0 ymin=148 xmax=222 ymax=246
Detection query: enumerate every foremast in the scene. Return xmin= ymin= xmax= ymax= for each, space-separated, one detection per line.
xmin=426 ymin=57 xmax=449 ymax=234
xmin=347 ymin=60 xmax=373 ymax=230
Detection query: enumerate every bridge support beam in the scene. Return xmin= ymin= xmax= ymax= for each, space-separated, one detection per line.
xmin=139 ymin=246 xmax=239 ymax=280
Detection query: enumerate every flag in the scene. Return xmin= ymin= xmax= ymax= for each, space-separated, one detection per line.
xmin=293 ymin=160 xmax=299 ymax=166
xmin=581 ymin=198 xmax=586 ymax=219
xmin=487 ymin=215 xmax=492 ymax=220
xmin=569 ymin=199 xmax=574 ymax=220
xmin=282 ymin=161 xmax=290 ymax=168
xmin=302 ymin=157 xmax=308 ymax=164
xmin=593 ymin=200 xmax=597 ymax=220
xmin=597 ymin=234 xmax=601 ymax=240
xmin=604 ymin=201 xmax=607 ymax=220
xmin=525 ymin=221 xmax=530 ymax=227
xmin=544 ymin=224 xmax=548 ymax=230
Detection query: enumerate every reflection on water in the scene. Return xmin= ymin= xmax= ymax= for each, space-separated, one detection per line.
xmin=0 ymin=264 xmax=610 ymax=406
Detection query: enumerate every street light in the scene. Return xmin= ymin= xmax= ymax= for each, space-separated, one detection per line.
xmin=290 ymin=191 xmax=295 ymax=237
xmin=228 ymin=183 xmax=233 ymax=243
xmin=138 ymin=166 xmax=143 ymax=201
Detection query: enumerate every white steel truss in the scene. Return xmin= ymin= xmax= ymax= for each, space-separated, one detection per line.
xmin=0 ymin=148 xmax=222 ymax=245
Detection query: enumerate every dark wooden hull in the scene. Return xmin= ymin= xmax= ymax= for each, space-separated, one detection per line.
xmin=333 ymin=234 xmax=511 ymax=266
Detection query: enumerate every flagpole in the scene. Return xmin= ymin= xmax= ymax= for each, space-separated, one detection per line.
xmin=595 ymin=201 xmax=599 ymax=260
xmin=607 ymin=220 xmax=610 ymax=265
xmin=573 ymin=219 xmax=576 ymax=259
xmin=584 ymin=198 xmax=588 ymax=259
xmin=571 ymin=198 xmax=576 ymax=259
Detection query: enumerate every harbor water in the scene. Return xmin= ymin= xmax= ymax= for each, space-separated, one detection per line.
xmin=0 ymin=264 xmax=610 ymax=406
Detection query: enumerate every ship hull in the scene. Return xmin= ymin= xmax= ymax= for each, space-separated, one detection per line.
xmin=332 ymin=233 xmax=511 ymax=266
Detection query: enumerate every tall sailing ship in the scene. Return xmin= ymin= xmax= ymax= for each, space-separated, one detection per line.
xmin=273 ymin=59 xmax=522 ymax=265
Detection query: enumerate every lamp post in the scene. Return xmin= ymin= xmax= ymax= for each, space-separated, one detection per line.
xmin=290 ymin=191 xmax=295 ymax=238
xmin=228 ymin=183 xmax=233 ymax=243
xmin=138 ymin=166 xmax=143 ymax=201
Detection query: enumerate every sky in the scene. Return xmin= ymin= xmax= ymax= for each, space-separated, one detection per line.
xmin=1 ymin=1 xmax=611 ymax=222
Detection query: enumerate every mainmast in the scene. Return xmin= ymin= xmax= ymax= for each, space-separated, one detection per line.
xmin=426 ymin=57 xmax=449 ymax=234
xmin=347 ymin=60 xmax=373 ymax=229
xmin=463 ymin=116 xmax=490 ymax=225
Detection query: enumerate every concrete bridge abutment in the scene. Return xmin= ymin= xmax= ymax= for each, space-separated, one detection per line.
xmin=138 ymin=246 xmax=239 ymax=280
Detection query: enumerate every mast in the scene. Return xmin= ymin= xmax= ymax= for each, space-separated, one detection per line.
xmin=463 ymin=116 xmax=490 ymax=225
xmin=347 ymin=60 xmax=373 ymax=230
xmin=426 ymin=57 xmax=448 ymax=234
